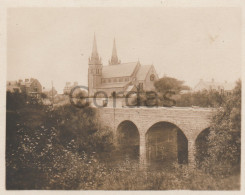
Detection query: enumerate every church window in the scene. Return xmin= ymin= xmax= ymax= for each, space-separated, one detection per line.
xmin=119 ymin=78 xmax=123 ymax=82
xmin=150 ymin=74 xmax=155 ymax=81
xmin=113 ymin=78 xmax=117 ymax=82
xmin=108 ymin=79 xmax=111 ymax=83
xmin=125 ymin=77 xmax=129 ymax=82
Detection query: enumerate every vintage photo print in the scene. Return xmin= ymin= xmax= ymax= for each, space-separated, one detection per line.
xmin=0 ymin=0 xmax=244 ymax=193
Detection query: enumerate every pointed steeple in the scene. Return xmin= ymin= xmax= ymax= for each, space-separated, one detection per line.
xmin=109 ymin=38 xmax=120 ymax=65
xmin=92 ymin=33 xmax=98 ymax=57
xmin=89 ymin=33 xmax=102 ymax=65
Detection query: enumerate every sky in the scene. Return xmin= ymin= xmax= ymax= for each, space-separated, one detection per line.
xmin=7 ymin=7 xmax=241 ymax=93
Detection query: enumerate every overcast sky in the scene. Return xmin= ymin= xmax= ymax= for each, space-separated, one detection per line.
xmin=7 ymin=7 xmax=241 ymax=93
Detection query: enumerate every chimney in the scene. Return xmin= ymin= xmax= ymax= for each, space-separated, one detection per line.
xmin=212 ymin=78 xmax=214 ymax=83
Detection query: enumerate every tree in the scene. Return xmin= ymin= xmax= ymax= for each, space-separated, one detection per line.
xmin=40 ymin=93 xmax=47 ymax=99
xmin=6 ymin=92 xmax=115 ymax=189
xmin=176 ymin=90 xmax=226 ymax=107
xmin=154 ymin=76 xmax=190 ymax=94
xmin=6 ymin=91 xmax=27 ymax=110
xmin=154 ymin=76 xmax=190 ymax=107
xmin=202 ymin=80 xmax=241 ymax=175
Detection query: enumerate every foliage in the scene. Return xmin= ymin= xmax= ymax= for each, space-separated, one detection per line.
xmin=48 ymin=105 xmax=114 ymax=159
xmin=130 ymin=91 xmax=177 ymax=107
xmin=202 ymin=80 xmax=241 ymax=175
xmin=154 ymin=76 xmax=190 ymax=94
xmin=128 ymin=76 xmax=228 ymax=108
xmin=151 ymin=76 xmax=189 ymax=107
xmin=40 ymin=93 xmax=48 ymax=99
xmin=6 ymin=84 xmax=241 ymax=190
xmin=6 ymin=92 xmax=114 ymax=189
xmin=6 ymin=91 xmax=27 ymax=110
xmin=176 ymin=90 xmax=226 ymax=107
xmin=99 ymin=162 xmax=240 ymax=190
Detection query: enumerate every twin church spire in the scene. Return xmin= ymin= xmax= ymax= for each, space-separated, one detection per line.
xmin=89 ymin=34 xmax=120 ymax=65
xmin=109 ymin=38 xmax=121 ymax=65
xmin=89 ymin=34 xmax=102 ymax=65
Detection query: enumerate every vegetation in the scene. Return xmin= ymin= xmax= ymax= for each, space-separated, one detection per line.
xmin=202 ymin=80 xmax=241 ymax=175
xmin=6 ymin=91 xmax=114 ymax=189
xmin=6 ymin=79 xmax=241 ymax=190
xmin=153 ymin=76 xmax=190 ymax=107
xmin=154 ymin=76 xmax=190 ymax=94
xmin=135 ymin=76 xmax=231 ymax=108
xmin=176 ymin=90 xmax=227 ymax=107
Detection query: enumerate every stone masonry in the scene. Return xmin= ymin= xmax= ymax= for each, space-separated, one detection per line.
xmin=97 ymin=107 xmax=214 ymax=167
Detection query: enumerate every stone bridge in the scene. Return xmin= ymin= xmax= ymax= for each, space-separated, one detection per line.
xmin=97 ymin=107 xmax=214 ymax=167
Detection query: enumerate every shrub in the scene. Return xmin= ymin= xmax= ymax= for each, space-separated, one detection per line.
xmin=6 ymin=92 xmax=114 ymax=189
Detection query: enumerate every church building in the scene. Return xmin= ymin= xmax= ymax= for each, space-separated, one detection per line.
xmin=88 ymin=35 xmax=159 ymax=97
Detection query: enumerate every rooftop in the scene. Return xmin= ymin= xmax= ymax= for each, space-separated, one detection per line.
xmin=102 ymin=62 xmax=138 ymax=78
xmin=136 ymin=65 xmax=152 ymax=80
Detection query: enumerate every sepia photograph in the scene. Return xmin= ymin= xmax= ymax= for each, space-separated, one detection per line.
xmin=1 ymin=1 xmax=243 ymax=192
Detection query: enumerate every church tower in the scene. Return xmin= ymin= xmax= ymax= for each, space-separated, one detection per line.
xmin=109 ymin=38 xmax=121 ymax=65
xmin=88 ymin=34 xmax=102 ymax=96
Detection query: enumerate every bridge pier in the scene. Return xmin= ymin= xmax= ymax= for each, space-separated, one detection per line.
xmin=188 ymin=140 xmax=196 ymax=168
xmin=139 ymin=132 xmax=146 ymax=168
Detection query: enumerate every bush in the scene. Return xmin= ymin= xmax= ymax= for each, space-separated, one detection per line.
xmin=6 ymin=84 xmax=241 ymax=190
xmin=6 ymin=92 xmax=114 ymax=189
xmin=203 ymin=80 xmax=241 ymax=175
xmin=176 ymin=90 xmax=226 ymax=107
xmin=193 ymin=80 xmax=241 ymax=177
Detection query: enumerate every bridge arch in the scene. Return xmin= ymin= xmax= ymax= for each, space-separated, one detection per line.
xmin=195 ymin=127 xmax=210 ymax=166
xmin=116 ymin=120 xmax=140 ymax=161
xmin=145 ymin=121 xmax=188 ymax=166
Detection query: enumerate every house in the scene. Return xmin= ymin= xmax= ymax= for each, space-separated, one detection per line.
xmin=63 ymin=81 xmax=78 ymax=95
xmin=193 ymin=79 xmax=235 ymax=94
xmin=6 ymin=81 xmax=21 ymax=93
xmin=7 ymin=78 xmax=42 ymax=97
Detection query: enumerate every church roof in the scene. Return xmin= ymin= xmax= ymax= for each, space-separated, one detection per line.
xmin=102 ymin=62 xmax=138 ymax=78
xmin=136 ymin=65 xmax=152 ymax=81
